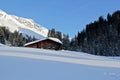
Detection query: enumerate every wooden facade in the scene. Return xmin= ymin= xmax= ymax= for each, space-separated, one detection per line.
xmin=24 ymin=38 xmax=62 ymax=50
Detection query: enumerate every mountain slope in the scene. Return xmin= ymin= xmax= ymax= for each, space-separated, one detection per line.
xmin=0 ymin=9 xmax=48 ymax=39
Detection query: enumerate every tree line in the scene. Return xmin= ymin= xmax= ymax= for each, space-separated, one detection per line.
xmin=48 ymin=10 xmax=120 ymax=56
xmin=0 ymin=26 xmax=36 ymax=46
xmin=48 ymin=28 xmax=70 ymax=50
xmin=71 ymin=10 xmax=120 ymax=56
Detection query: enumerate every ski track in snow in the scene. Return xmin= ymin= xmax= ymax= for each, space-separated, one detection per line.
xmin=0 ymin=47 xmax=120 ymax=68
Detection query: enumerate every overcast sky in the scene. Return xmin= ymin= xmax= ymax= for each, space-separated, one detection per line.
xmin=0 ymin=0 xmax=120 ymax=37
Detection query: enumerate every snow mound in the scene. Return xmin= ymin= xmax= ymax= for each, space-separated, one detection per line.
xmin=0 ymin=47 xmax=120 ymax=68
xmin=0 ymin=43 xmax=7 ymax=47
xmin=0 ymin=46 xmax=120 ymax=80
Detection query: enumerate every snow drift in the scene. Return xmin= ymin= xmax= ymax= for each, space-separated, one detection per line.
xmin=0 ymin=46 xmax=120 ymax=80
xmin=0 ymin=47 xmax=120 ymax=68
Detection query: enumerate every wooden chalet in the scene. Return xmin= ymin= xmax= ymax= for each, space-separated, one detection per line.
xmin=24 ymin=37 xmax=62 ymax=50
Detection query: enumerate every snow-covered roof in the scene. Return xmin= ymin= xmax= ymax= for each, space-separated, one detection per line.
xmin=47 ymin=37 xmax=62 ymax=44
xmin=24 ymin=37 xmax=62 ymax=46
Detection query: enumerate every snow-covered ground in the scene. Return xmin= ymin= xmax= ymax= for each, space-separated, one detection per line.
xmin=0 ymin=45 xmax=120 ymax=80
xmin=0 ymin=43 xmax=7 ymax=47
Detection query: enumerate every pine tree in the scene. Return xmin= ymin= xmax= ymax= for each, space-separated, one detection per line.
xmin=0 ymin=27 xmax=5 ymax=44
xmin=62 ymin=34 xmax=70 ymax=50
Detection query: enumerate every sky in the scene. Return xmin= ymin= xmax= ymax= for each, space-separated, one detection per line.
xmin=0 ymin=0 xmax=120 ymax=38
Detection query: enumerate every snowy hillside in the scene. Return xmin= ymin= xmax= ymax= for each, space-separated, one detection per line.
xmin=0 ymin=46 xmax=120 ymax=80
xmin=0 ymin=9 xmax=48 ymax=39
